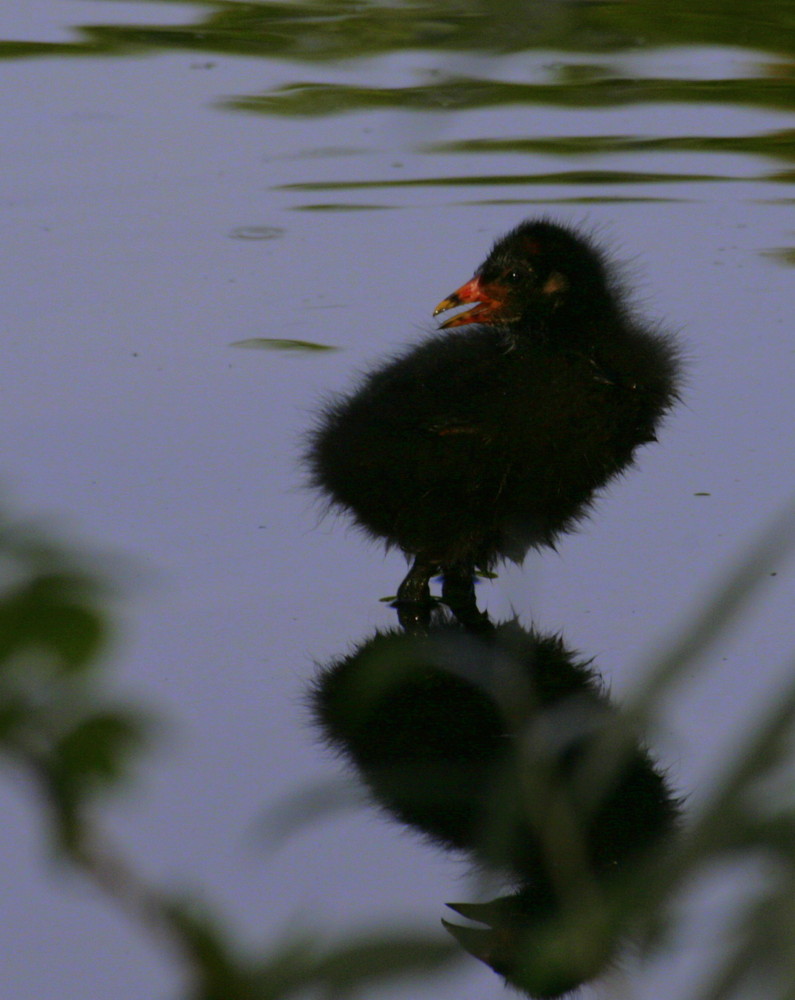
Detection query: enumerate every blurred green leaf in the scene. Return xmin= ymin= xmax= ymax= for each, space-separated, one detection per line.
xmin=626 ymin=507 xmax=795 ymax=721
xmin=52 ymin=710 xmax=148 ymax=792
xmin=41 ymin=709 xmax=149 ymax=852
xmin=0 ymin=572 xmax=106 ymax=673
xmin=0 ymin=512 xmax=152 ymax=858
xmin=0 ymin=697 xmax=28 ymax=741
xmin=167 ymin=901 xmax=265 ymax=1000
xmin=168 ymin=900 xmax=459 ymax=1000
xmin=310 ymin=935 xmax=459 ymax=996
xmin=255 ymin=776 xmax=366 ymax=848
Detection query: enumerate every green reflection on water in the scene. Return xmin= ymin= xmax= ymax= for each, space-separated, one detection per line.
xmin=426 ymin=131 xmax=795 ymax=164
xmin=277 ymin=169 xmax=726 ymax=191
xmin=225 ymin=75 xmax=795 ymax=116
xmin=2 ymin=0 xmax=792 ymax=192
xmin=2 ymin=0 xmax=794 ymax=62
xmin=231 ymin=337 xmax=341 ymax=351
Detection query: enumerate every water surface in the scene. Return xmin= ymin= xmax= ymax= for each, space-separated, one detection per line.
xmin=2 ymin=2 xmax=795 ymax=998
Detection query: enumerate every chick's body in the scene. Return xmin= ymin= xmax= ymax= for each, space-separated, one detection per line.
xmin=308 ymin=219 xmax=681 ymax=606
xmin=312 ymin=322 xmax=676 ymax=568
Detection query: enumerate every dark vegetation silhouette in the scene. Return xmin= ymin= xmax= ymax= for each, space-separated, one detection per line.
xmin=5 ymin=501 xmax=795 ymax=999
xmin=0 ymin=511 xmax=460 ymax=999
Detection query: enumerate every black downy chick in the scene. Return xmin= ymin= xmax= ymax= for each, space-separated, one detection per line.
xmin=308 ymin=220 xmax=681 ymax=610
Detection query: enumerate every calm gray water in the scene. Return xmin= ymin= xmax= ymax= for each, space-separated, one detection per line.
xmin=2 ymin=2 xmax=795 ymax=998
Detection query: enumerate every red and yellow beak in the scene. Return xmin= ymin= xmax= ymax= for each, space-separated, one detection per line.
xmin=433 ymin=277 xmax=503 ymax=329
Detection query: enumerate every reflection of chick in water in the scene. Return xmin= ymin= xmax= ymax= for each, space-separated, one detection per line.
xmin=312 ymin=617 xmax=679 ymax=998
xmin=308 ymin=220 xmax=680 ymax=615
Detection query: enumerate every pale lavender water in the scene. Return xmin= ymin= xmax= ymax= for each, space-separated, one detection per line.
xmin=2 ymin=4 xmax=794 ymax=998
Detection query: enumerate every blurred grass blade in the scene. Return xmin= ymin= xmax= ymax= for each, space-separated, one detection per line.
xmin=628 ymin=504 xmax=795 ymax=719
xmin=310 ymin=934 xmax=459 ymax=997
xmin=254 ymin=777 xmax=368 ymax=848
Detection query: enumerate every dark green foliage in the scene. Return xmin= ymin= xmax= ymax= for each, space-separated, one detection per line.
xmin=46 ymin=711 xmax=148 ymax=847
xmin=4 ymin=502 xmax=795 ymax=998
xmin=0 ymin=507 xmax=458 ymax=1000
xmin=0 ymin=571 xmax=105 ymax=673
xmin=168 ymin=902 xmax=458 ymax=1000
xmin=0 ymin=517 xmax=147 ymax=851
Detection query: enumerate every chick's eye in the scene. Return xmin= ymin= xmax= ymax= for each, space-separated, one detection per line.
xmin=504 ymin=269 xmax=524 ymax=285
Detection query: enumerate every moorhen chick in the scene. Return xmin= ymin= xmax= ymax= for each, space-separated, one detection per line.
xmin=308 ymin=219 xmax=681 ymax=611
